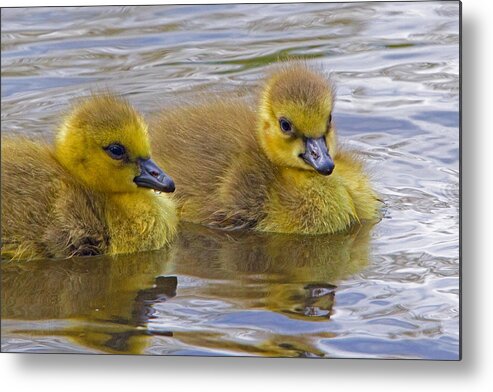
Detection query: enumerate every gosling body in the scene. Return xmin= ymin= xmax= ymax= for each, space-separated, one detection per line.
xmin=151 ymin=63 xmax=380 ymax=234
xmin=1 ymin=95 xmax=177 ymax=260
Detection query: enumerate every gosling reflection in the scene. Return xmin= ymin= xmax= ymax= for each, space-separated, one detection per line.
xmin=299 ymin=283 xmax=336 ymax=318
xmin=2 ymin=221 xmax=375 ymax=356
xmin=1 ymin=251 xmax=176 ymax=354
xmin=166 ymin=222 xmax=373 ymax=322
xmin=154 ymin=222 xmax=374 ymax=357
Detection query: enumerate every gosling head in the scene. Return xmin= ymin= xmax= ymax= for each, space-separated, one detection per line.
xmin=257 ymin=63 xmax=336 ymax=176
xmin=55 ymin=94 xmax=175 ymax=194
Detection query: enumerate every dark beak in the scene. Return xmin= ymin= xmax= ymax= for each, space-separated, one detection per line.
xmin=300 ymin=136 xmax=335 ymax=176
xmin=134 ymin=158 xmax=175 ymax=193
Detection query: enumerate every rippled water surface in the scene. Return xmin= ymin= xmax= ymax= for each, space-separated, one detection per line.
xmin=1 ymin=2 xmax=460 ymax=359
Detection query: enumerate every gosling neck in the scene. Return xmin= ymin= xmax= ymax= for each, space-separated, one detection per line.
xmin=278 ymin=165 xmax=324 ymax=184
xmin=104 ymin=191 xmax=177 ymax=255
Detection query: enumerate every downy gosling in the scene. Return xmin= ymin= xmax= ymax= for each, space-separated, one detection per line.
xmin=1 ymin=94 xmax=177 ymax=261
xmin=150 ymin=62 xmax=381 ymax=234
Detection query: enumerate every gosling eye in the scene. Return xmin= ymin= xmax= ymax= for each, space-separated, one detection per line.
xmin=104 ymin=143 xmax=126 ymax=160
xmin=279 ymin=117 xmax=293 ymax=134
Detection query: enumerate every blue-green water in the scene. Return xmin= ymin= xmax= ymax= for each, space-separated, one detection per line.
xmin=1 ymin=2 xmax=460 ymax=359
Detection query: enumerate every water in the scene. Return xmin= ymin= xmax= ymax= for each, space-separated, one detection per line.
xmin=0 ymin=2 xmax=460 ymax=359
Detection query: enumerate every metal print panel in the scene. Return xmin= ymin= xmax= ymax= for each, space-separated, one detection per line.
xmin=1 ymin=1 xmax=461 ymax=359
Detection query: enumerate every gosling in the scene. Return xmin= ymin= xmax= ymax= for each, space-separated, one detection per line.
xmin=150 ymin=62 xmax=381 ymax=234
xmin=1 ymin=94 xmax=177 ymax=260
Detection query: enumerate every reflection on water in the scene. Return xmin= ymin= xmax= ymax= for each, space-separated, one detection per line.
xmin=1 ymin=2 xmax=459 ymax=359
xmin=1 ymin=250 xmax=174 ymax=354
xmin=2 ymin=223 xmax=372 ymax=356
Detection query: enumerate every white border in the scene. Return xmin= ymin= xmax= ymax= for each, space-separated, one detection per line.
xmin=2 ymin=0 xmax=490 ymax=390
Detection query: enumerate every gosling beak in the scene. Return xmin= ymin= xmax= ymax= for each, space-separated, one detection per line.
xmin=300 ymin=136 xmax=335 ymax=176
xmin=134 ymin=158 xmax=175 ymax=193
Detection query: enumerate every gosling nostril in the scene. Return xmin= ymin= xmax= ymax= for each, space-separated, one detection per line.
xmin=311 ymin=150 xmax=320 ymax=160
xmin=150 ymin=170 xmax=160 ymax=178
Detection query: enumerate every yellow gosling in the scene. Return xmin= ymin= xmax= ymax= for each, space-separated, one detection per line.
xmin=1 ymin=94 xmax=177 ymax=261
xmin=150 ymin=62 xmax=381 ymax=235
